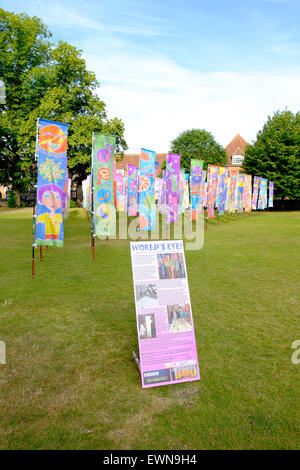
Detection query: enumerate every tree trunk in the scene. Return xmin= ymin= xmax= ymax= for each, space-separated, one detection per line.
xmin=15 ymin=189 xmax=21 ymax=207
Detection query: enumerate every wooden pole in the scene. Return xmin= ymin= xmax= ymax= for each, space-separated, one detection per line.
xmin=39 ymin=246 xmax=43 ymax=262
xmin=31 ymin=118 xmax=39 ymax=279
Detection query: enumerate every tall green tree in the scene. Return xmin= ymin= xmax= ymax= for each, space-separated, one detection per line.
xmin=0 ymin=9 xmax=127 ymax=204
xmin=169 ymin=128 xmax=227 ymax=171
xmin=243 ymin=110 xmax=300 ymax=200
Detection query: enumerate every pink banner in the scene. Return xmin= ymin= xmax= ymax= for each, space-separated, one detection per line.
xmin=244 ymin=174 xmax=252 ymax=212
xmin=207 ymin=165 xmax=219 ymax=218
xmin=127 ymin=164 xmax=138 ymax=216
xmin=166 ymin=153 xmax=181 ymax=223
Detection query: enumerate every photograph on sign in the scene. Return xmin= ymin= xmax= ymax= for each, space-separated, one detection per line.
xmin=130 ymin=240 xmax=200 ymax=388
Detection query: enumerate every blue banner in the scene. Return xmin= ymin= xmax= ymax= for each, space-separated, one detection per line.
xmin=138 ymin=148 xmax=156 ymax=230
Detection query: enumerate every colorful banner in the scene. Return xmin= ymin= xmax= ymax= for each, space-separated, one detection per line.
xmin=130 ymin=240 xmax=200 ymax=389
xmin=190 ymin=159 xmax=203 ymax=220
xmin=166 ymin=153 xmax=181 ymax=223
xmin=268 ymin=181 xmax=274 ymax=208
xmin=207 ymin=164 xmax=219 ymax=218
xmin=158 ymin=172 xmax=167 ymax=214
xmin=203 ymin=181 xmax=207 ymax=208
xmin=244 ymin=174 xmax=252 ymax=213
xmin=177 ymin=170 xmax=185 ymax=215
xmin=139 ymin=148 xmax=156 ymax=230
xmin=154 ymin=160 xmax=160 ymax=177
xmin=127 ymin=164 xmax=138 ymax=216
xmin=252 ymin=176 xmax=261 ymax=210
xmin=86 ymin=174 xmax=92 ymax=213
xmin=63 ymin=177 xmax=71 ymax=220
xmin=183 ymin=173 xmax=190 ymax=210
xmin=116 ymin=172 xmax=125 ymax=212
xmin=258 ymin=178 xmax=268 ymax=210
xmin=229 ymin=168 xmax=238 ymax=213
xmin=35 ymin=118 xmax=68 ymax=247
xmin=237 ymin=173 xmax=245 ymax=212
xmin=218 ymin=167 xmax=228 ymax=215
xmin=93 ymin=133 xmax=116 ymax=237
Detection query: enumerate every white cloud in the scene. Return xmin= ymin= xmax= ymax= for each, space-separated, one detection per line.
xmin=85 ymin=51 xmax=300 ymax=153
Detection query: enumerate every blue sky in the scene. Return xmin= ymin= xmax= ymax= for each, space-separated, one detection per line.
xmin=2 ymin=0 xmax=300 ymax=152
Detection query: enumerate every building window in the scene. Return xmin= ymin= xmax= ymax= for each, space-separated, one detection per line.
xmin=232 ymin=154 xmax=244 ymax=165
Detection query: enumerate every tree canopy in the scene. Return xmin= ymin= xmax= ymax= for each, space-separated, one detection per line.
xmin=169 ymin=128 xmax=227 ymax=172
xmin=0 ymin=8 xmax=127 ymax=200
xmin=243 ymin=110 xmax=300 ymax=200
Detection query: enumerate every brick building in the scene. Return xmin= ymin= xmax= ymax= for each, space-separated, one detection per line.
xmin=225 ymin=134 xmax=248 ymax=171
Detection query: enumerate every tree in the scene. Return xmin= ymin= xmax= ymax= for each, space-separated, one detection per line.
xmin=0 ymin=9 xmax=127 ymax=204
xmin=169 ymin=128 xmax=227 ymax=172
xmin=243 ymin=110 xmax=300 ymax=200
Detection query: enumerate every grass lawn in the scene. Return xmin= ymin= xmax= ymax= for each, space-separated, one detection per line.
xmin=0 ymin=208 xmax=299 ymax=450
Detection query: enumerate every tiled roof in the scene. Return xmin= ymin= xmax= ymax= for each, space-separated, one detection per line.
xmin=225 ymin=134 xmax=249 ymax=167
xmin=225 ymin=134 xmax=248 ymax=157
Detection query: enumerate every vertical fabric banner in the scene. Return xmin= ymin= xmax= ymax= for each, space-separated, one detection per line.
xmin=201 ymin=171 xmax=207 ymax=209
xmin=139 ymin=148 xmax=156 ymax=230
xmin=93 ymin=133 xmax=116 ymax=238
xmin=229 ymin=168 xmax=238 ymax=213
xmin=63 ymin=176 xmax=71 ymax=221
xmin=225 ymin=170 xmax=231 ymax=212
xmin=207 ymin=165 xmax=220 ymax=218
xmin=183 ymin=173 xmax=190 ymax=210
xmin=86 ymin=174 xmax=92 ymax=213
xmin=218 ymin=167 xmax=228 ymax=215
xmin=166 ymin=153 xmax=181 ymax=223
xmin=82 ymin=178 xmax=87 ymax=209
xmin=269 ymin=181 xmax=274 ymax=208
xmin=158 ymin=171 xmax=167 ymax=214
xmin=237 ymin=173 xmax=245 ymax=212
xmin=252 ymin=176 xmax=261 ymax=210
xmin=127 ymin=164 xmax=139 ymax=216
xmin=190 ymin=159 xmax=203 ymax=220
xmin=36 ymin=118 xmax=68 ymax=247
xmin=116 ymin=172 xmax=125 ymax=212
xmin=258 ymin=178 xmax=267 ymax=210
xmin=178 ymin=169 xmax=185 ymax=215
xmin=154 ymin=160 xmax=160 ymax=177
xmin=244 ymin=174 xmax=252 ymax=212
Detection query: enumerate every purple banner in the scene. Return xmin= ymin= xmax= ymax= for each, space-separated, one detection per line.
xmin=127 ymin=164 xmax=138 ymax=216
xmin=166 ymin=153 xmax=181 ymax=223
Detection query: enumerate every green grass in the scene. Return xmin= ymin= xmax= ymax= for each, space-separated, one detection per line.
xmin=0 ymin=208 xmax=299 ymax=449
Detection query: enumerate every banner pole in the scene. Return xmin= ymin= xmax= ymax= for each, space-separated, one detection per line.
xmin=91 ymin=133 xmax=95 ymax=261
xmin=31 ymin=118 xmax=39 ymax=279
xmin=40 ymin=246 xmax=43 ymax=262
